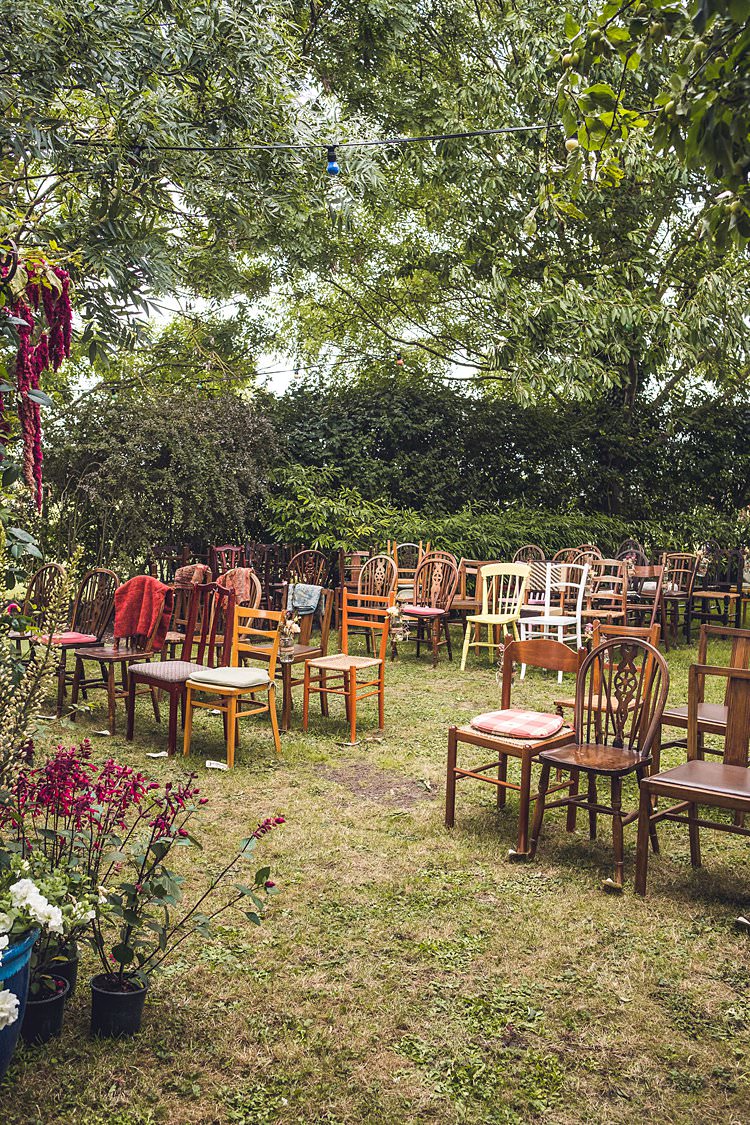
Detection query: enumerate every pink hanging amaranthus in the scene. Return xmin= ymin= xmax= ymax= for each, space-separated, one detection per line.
xmin=2 ymin=263 xmax=72 ymax=510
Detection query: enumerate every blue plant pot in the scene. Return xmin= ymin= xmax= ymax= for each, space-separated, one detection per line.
xmin=0 ymin=929 xmax=40 ymax=1082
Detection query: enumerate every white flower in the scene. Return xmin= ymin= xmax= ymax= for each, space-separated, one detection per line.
xmin=0 ymin=913 xmax=11 ymax=934
xmin=9 ymin=878 xmax=40 ymax=909
xmin=98 ymin=887 xmax=108 ymax=905
xmin=0 ymin=988 xmax=19 ymax=1030
xmin=36 ymin=903 xmax=64 ymax=934
xmin=0 ymin=934 xmax=7 ymax=966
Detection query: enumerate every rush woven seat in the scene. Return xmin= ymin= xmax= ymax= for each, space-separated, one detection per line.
xmin=308 ymin=653 xmax=382 ymax=671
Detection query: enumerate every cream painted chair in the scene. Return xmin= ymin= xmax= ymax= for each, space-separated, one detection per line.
xmin=460 ymin=563 xmax=529 ymax=670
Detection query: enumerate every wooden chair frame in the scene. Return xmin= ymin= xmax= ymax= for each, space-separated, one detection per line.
xmin=635 ymin=664 xmax=750 ymax=896
xmin=460 ymin=563 xmax=529 ymax=670
xmin=183 ymin=606 xmax=283 ymax=767
xmin=287 ymin=549 xmax=330 ymax=588
xmin=660 ymin=552 xmax=699 ymax=649
xmin=401 ymin=552 xmax=459 ymax=667
xmin=581 ymin=559 xmax=628 ymax=626
xmin=627 ymin=564 xmax=665 ymax=630
xmin=447 ymin=636 xmax=585 ymax=858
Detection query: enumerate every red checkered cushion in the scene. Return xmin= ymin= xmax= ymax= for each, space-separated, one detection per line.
xmin=401 ymin=604 xmax=445 ymax=617
xmin=35 ymin=631 xmax=98 ymax=646
xmin=470 ymin=708 xmax=568 ymax=739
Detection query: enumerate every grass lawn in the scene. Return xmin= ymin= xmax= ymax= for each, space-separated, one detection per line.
xmin=3 ymin=630 xmax=750 ymax=1124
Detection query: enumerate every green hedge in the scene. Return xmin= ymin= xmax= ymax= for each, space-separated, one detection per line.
xmin=265 ymin=470 xmax=746 ymax=557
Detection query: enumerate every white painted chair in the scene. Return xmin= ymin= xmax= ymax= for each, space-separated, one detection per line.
xmin=519 ymin=563 xmax=589 ymax=682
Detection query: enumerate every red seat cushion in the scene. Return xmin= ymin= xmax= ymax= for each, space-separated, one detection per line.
xmin=35 ymin=631 xmax=98 ymax=646
xmin=470 ymin=708 xmax=568 ymax=739
xmin=401 ymin=605 xmax=445 ymax=617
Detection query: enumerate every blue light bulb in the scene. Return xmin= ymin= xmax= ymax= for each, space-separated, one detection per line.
xmin=326 ymin=145 xmax=340 ymax=176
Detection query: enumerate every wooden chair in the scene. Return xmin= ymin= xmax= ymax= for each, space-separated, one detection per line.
xmin=635 ymin=663 xmax=750 ymax=897
xmin=616 ymin=539 xmax=649 ymax=567
xmin=70 ymin=575 xmax=172 ymax=733
xmin=553 ymin=620 xmax=661 ymax=718
xmin=287 ymin=549 xmax=330 ymax=588
xmin=33 ymin=567 xmax=120 ymax=717
xmin=402 ymin=552 xmax=459 ymax=667
xmin=209 ymin=544 xmax=246 ymax=576
xmin=626 ymin=564 xmax=664 ymax=630
xmin=447 ymin=636 xmax=585 ymax=858
xmin=303 ymin=589 xmax=393 ymax=745
xmin=518 ymin=562 xmax=588 ymax=681
xmin=358 ymin=554 xmax=398 ymax=598
xmin=513 ymin=544 xmax=545 ymax=564
xmin=11 ymin=562 xmax=65 ymax=651
xmin=147 ymin=544 xmax=186 ymax=583
xmin=581 ymin=559 xmax=628 ymax=626
xmin=183 ymin=607 xmax=282 ymax=767
xmin=572 ymin=544 xmax=603 ymax=567
xmin=528 ymin=638 xmax=669 ymax=889
xmin=660 ymin=552 xmax=699 ymax=649
xmin=126 ymin=583 xmax=234 ymax=756
xmin=451 ymin=559 xmax=488 ymax=619
xmin=657 ymin=625 xmax=750 ymax=762
xmin=689 ymin=547 xmax=744 ymax=631
xmin=217 ymin=568 xmax=262 ymax=607
xmin=335 ymin=548 xmax=371 ymax=628
xmin=460 ymin=563 xmax=529 ymax=670
xmin=243 ymin=586 xmax=335 ymax=732
xmin=551 ymin=547 xmax=580 ymax=564
xmin=391 ymin=541 xmax=428 ymax=602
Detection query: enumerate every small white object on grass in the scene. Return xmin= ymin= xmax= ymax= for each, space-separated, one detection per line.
xmin=205 ymin=760 xmax=229 ymax=771
xmin=93 ymin=729 xmax=111 ymax=736
xmin=146 ymin=751 xmax=169 ymax=759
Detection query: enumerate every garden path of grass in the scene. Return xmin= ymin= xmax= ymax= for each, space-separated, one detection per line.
xmin=3 ymin=634 xmax=750 ymax=1124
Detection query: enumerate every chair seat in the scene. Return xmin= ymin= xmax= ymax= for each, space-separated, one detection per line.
xmin=465 ymin=612 xmax=520 ymax=624
xmin=661 ymin=702 xmax=728 ymax=730
xmin=35 ymin=631 xmax=98 ymax=646
xmin=537 ymin=741 xmax=646 ymax=776
xmin=470 ymin=708 xmax=568 ymax=739
xmin=456 ymin=725 xmax=571 ymax=751
xmin=129 ymin=660 xmax=206 ymax=684
xmin=188 ymin=666 xmax=271 ymax=691
xmin=402 ymin=605 xmax=446 ymax=618
xmin=553 ymin=694 xmax=634 ymax=713
xmin=691 ymin=589 xmax=740 ymax=600
xmin=521 ymin=614 xmax=578 ymax=627
xmin=308 ymin=653 xmax=383 ymax=671
xmin=73 ymin=644 xmax=150 ymax=662
xmin=646 ymin=760 xmax=750 ymax=801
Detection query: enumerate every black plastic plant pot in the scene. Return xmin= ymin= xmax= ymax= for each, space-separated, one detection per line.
xmin=53 ymin=951 xmax=79 ymax=998
xmin=90 ymin=973 xmax=149 ymax=1038
xmin=21 ymin=977 xmax=70 ymax=1046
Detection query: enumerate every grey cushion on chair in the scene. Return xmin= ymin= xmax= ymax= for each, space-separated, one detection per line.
xmin=129 ymin=660 xmax=206 ymax=684
xmin=187 ymin=666 xmax=271 ymax=690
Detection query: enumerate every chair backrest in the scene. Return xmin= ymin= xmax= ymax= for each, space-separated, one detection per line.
xmin=501 ymin=636 xmax=586 ymax=707
xmin=70 ymin=568 xmax=120 ymax=639
xmin=573 ymin=544 xmax=603 ymax=567
xmin=628 ymin=564 xmax=665 ymax=628
xmin=591 ymin=619 xmax=661 ymax=648
xmin=513 ymin=544 xmax=546 ymax=564
xmin=696 ymin=625 xmax=750 ymax=706
xmin=180 ymin=582 xmax=235 ymax=668
xmin=548 ymin=562 xmax=588 ymax=616
xmin=575 ymin=639 xmax=669 ymax=755
xmin=113 ymin=576 xmax=171 ymax=654
xmin=358 ymin=554 xmax=398 ymax=598
xmin=478 ymin=563 xmax=529 ymax=617
xmin=232 ymin=607 xmax=283 ymax=682
xmin=391 ymin=541 xmax=427 ymax=585
xmin=23 ymin=563 xmax=65 ymax=631
xmin=210 ymin=545 xmax=246 ymax=576
xmin=662 ymin=552 xmax=698 ymax=596
xmin=338 ymin=548 xmax=370 ymax=590
xmin=695 ymin=546 xmax=744 ymax=593
xmin=585 ymin=559 xmax=627 ymax=616
xmin=455 ymin=558 xmax=488 ymax=604
xmin=525 ymin=558 xmax=549 ymax=605
xmin=341 ymin=589 xmax=394 ymax=663
xmin=295 ymin=586 xmax=334 ymax=650
xmin=147 ymin=544 xmax=181 ymax=583
xmin=287 ymin=549 xmax=330 ymax=587
xmin=413 ymin=553 xmax=459 ymax=611
xmin=217 ymin=567 xmax=262 ymax=608
xmin=551 ymin=547 xmax=580 ymax=564
xmin=688 ymin=664 xmax=750 ymax=767
xmin=616 ymin=539 xmax=649 ymax=566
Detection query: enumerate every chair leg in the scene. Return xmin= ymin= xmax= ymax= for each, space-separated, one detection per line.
xmin=70 ymin=657 xmax=83 ymax=721
xmin=515 ymin=750 xmax=532 ymax=856
xmin=377 ymin=670 xmax=385 ymax=731
xmin=348 ymin=668 xmax=357 ymax=743
xmin=634 ymin=783 xmax=652 ymax=896
xmin=150 ymin=686 xmax=161 ymax=723
xmin=529 ymin=762 xmax=551 ymax=858
xmin=587 ymin=774 xmax=597 ymax=839
xmin=167 ymin=690 xmax=180 ymax=756
xmin=688 ymin=802 xmax=701 ymax=867
xmin=431 ymin=620 xmax=439 ymax=667
xmin=302 ymin=665 xmax=311 ymax=731
xmin=460 ymin=622 xmax=472 ymax=671
xmin=223 ymin=695 xmax=237 ymax=768
xmin=497 ymin=753 xmax=507 ymax=809
xmin=566 ymin=769 xmax=579 ymax=833
xmin=445 ymin=727 xmax=457 ymax=828
xmin=182 ymin=687 xmax=194 ymax=757
xmin=609 ymin=776 xmax=624 ymax=889
xmin=126 ymin=674 xmax=136 ymax=741
xmin=56 ymin=652 xmax=67 ymax=718
xmin=268 ymin=683 xmax=281 ymax=755
xmin=106 ymin=666 xmax=117 ymax=734
xmin=320 ymin=669 xmax=329 ymax=716
xmin=444 ymin=617 xmax=453 ymax=661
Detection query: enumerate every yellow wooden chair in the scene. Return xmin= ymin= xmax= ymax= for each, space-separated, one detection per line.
xmin=460 ymin=563 xmax=529 ymax=670
xmin=183 ymin=606 xmax=282 ymax=767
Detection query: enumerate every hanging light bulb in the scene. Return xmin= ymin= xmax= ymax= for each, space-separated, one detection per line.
xmin=326 ymin=145 xmax=340 ymax=176
xmin=395 ymin=352 xmax=404 ymax=367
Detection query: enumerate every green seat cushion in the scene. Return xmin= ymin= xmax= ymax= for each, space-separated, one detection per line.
xmin=188 ymin=666 xmax=271 ymax=690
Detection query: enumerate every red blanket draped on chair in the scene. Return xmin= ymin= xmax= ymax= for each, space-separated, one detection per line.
xmin=114 ymin=575 xmax=174 ymax=651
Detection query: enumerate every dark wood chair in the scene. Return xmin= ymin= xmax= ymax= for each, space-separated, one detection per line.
xmin=572 ymin=544 xmax=603 ymax=567
xmin=334 ymin=548 xmax=371 ymax=628
xmin=635 ymin=663 xmax=750 ymax=896
xmin=303 ymin=589 xmax=393 ymax=745
xmin=581 ymin=559 xmax=628 ymax=626
xmin=657 ymin=624 xmax=750 ymax=763
xmin=551 ymin=547 xmax=580 ymax=564
xmin=660 ymin=552 xmax=699 ymax=649
xmin=126 ymin=583 xmax=234 ymax=756
xmin=528 ymin=638 xmax=669 ymax=889
xmin=553 ymin=619 xmax=661 ymax=718
xmin=210 ymin=544 xmax=246 ymax=576
xmin=401 ymin=551 xmax=459 ymax=666
xmin=391 ymin=540 xmax=428 ymax=603
xmin=287 ymin=549 xmax=330 ymax=589
xmin=447 ymin=636 xmax=585 ymax=858
xmin=70 ymin=576 xmax=172 ymax=733
xmin=11 ymin=562 xmax=65 ymax=651
xmin=33 ymin=567 xmax=120 ymax=717
xmin=242 ymin=586 xmax=334 ymax=732
xmin=626 ymin=564 xmax=665 ymax=630
xmin=183 ymin=606 xmax=283 ymax=767
xmin=616 ymin=539 xmax=649 ymax=566
xmin=689 ymin=547 xmax=744 ymax=631
xmin=513 ymin=544 xmax=546 ymax=564
xmin=451 ymin=559 xmax=488 ymax=618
